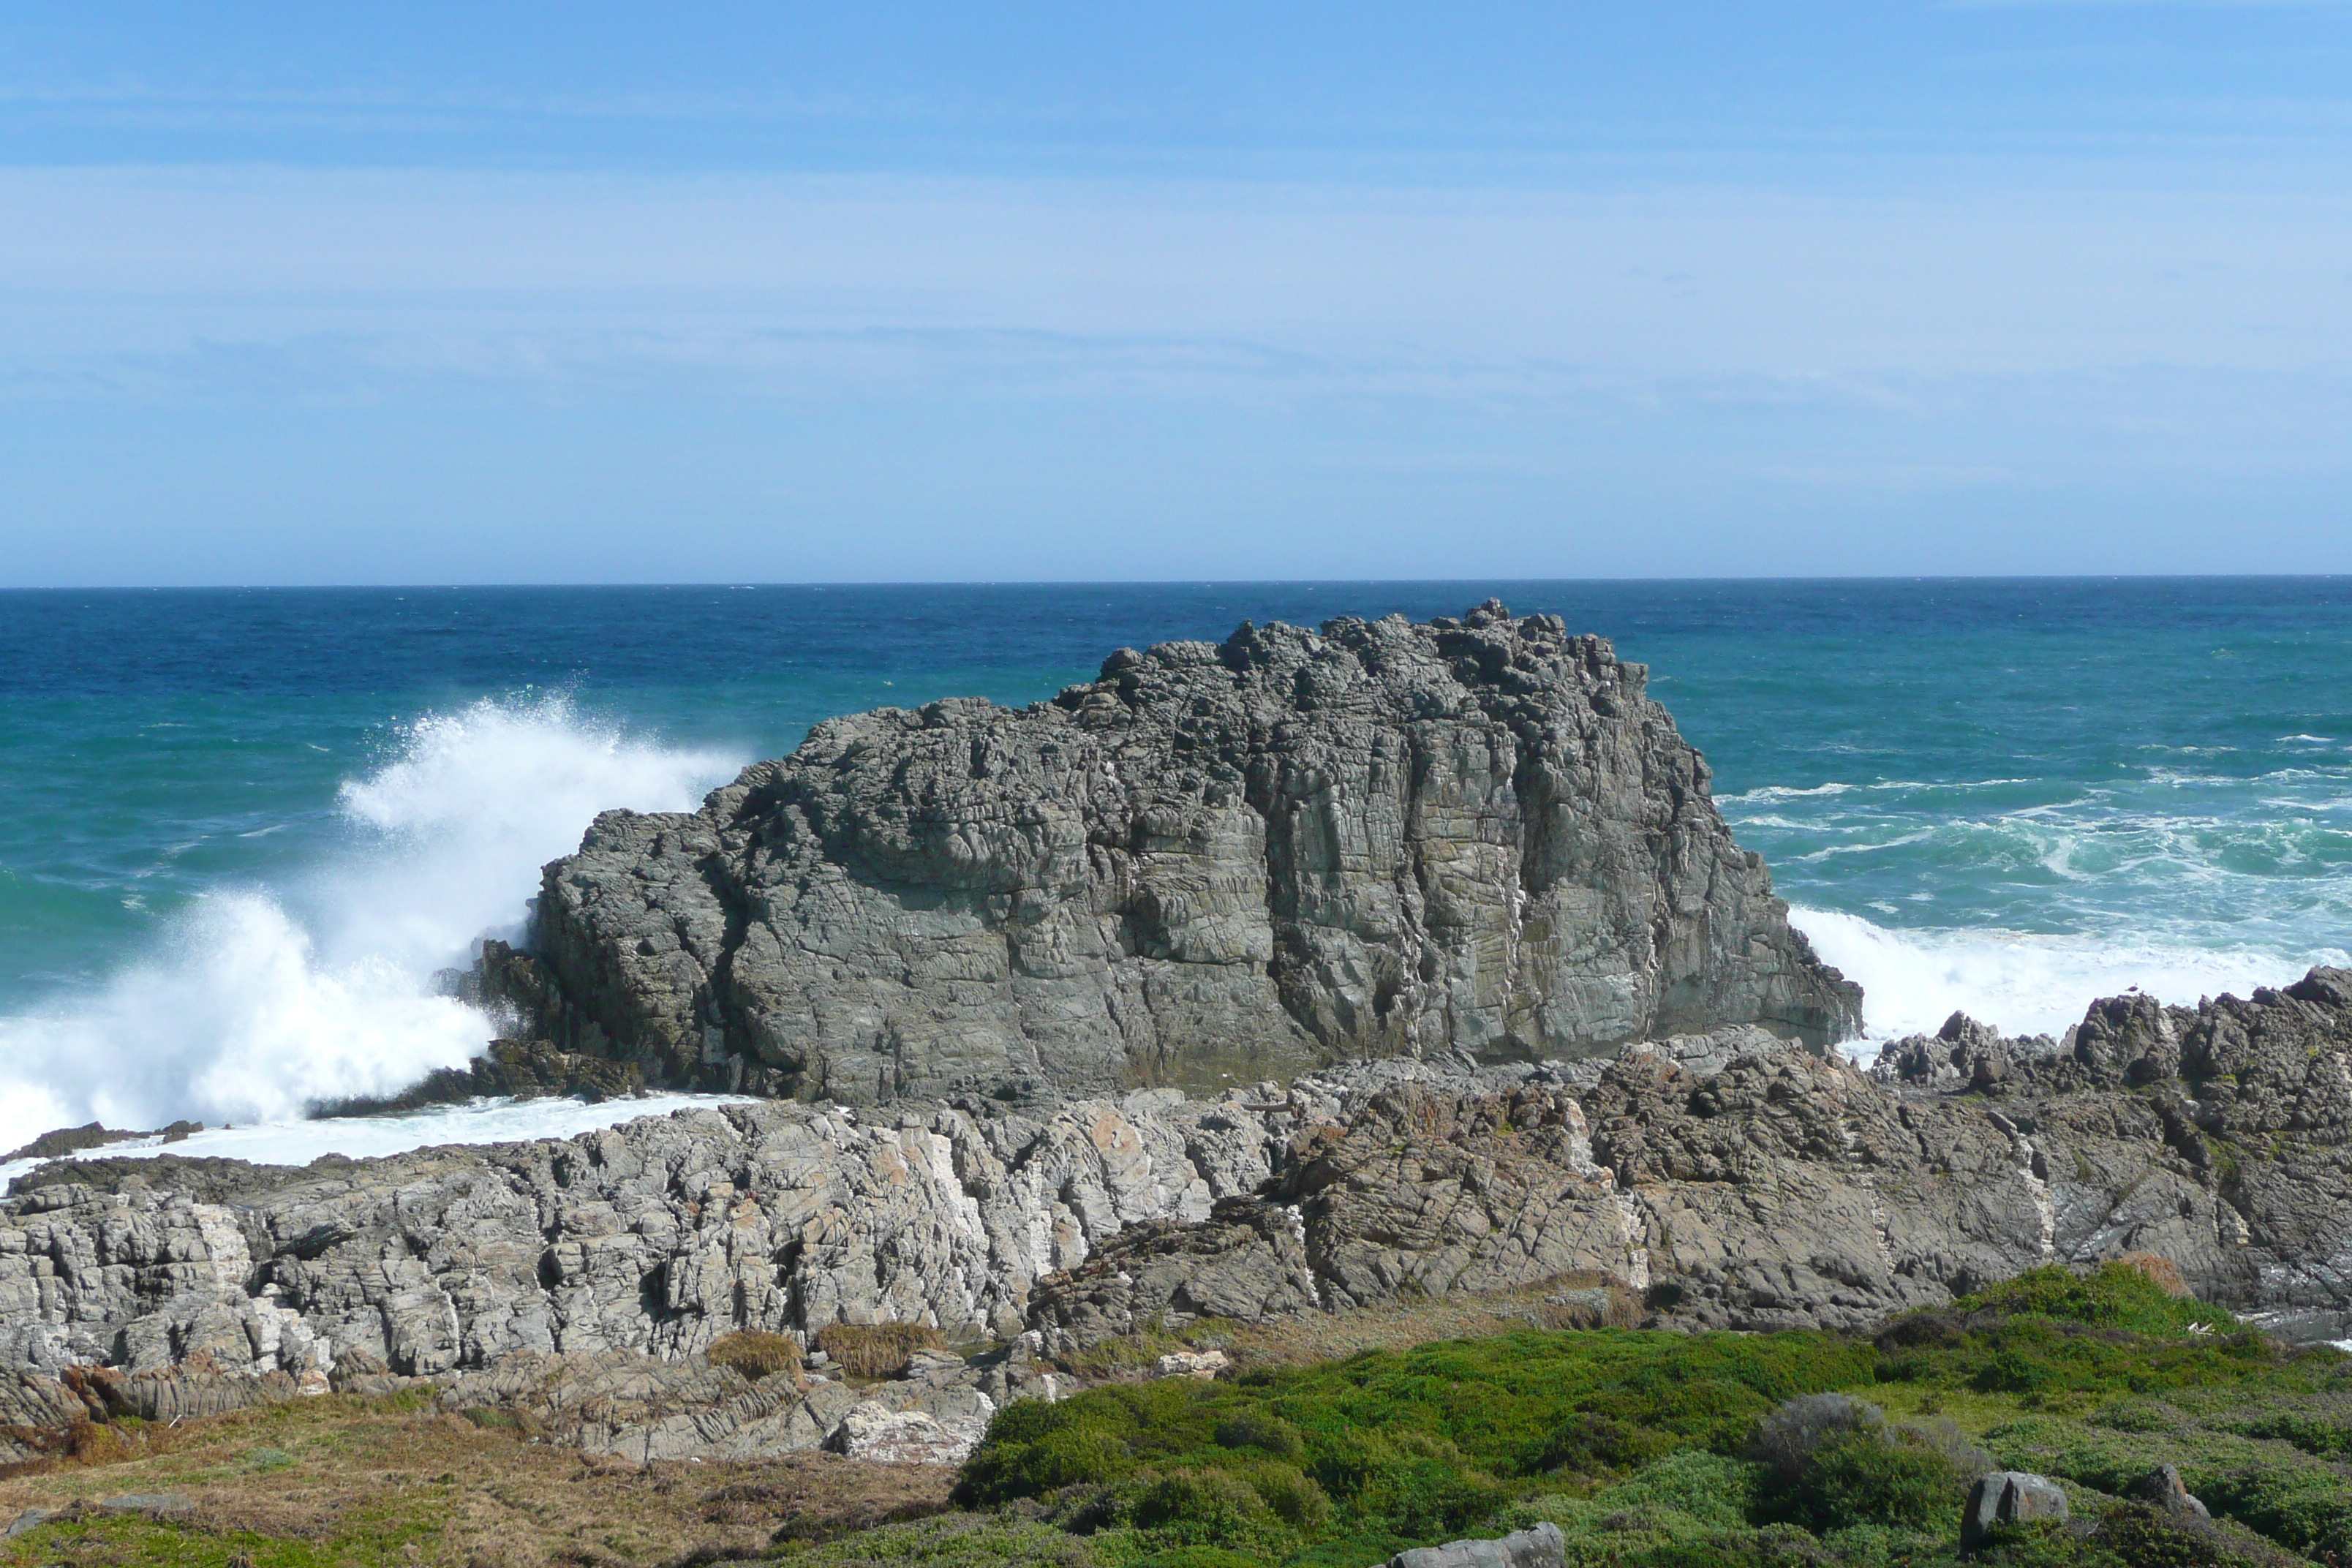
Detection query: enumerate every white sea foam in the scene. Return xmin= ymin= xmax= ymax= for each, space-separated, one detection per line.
xmin=1789 ymin=904 xmax=2350 ymax=1049
xmin=0 ymin=698 xmax=742 ymax=1156
xmin=0 ymin=1093 xmax=756 ymax=1191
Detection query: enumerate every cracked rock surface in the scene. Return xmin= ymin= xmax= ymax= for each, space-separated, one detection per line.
xmin=510 ymin=600 xmax=1860 ymax=1103
xmin=11 ymin=973 xmax=2352 ymax=1459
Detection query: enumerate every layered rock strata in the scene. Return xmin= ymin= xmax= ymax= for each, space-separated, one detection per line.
xmin=508 ymin=600 xmax=1860 ymax=1103
xmin=9 ymin=970 xmax=2352 ymax=1460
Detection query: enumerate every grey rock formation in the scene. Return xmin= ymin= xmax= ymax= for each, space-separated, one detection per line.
xmin=12 ymin=970 xmax=2352 ymax=1460
xmin=512 ymin=601 xmax=1858 ymax=1104
xmin=2125 ymin=1463 xmax=2211 ymax=1521
xmin=1963 ymin=1471 xmax=2070 ymax=1549
xmin=1386 ymin=1520 xmax=1567 ymax=1568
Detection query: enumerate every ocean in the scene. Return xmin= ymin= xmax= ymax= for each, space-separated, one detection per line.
xmin=3 ymin=578 xmax=2348 ymax=1166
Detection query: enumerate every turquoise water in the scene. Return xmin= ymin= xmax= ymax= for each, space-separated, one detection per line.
xmin=1 ymin=579 xmax=2348 ymax=1147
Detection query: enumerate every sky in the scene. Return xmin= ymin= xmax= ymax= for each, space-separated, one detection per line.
xmin=2 ymin=3 xmax=2350 ymax=585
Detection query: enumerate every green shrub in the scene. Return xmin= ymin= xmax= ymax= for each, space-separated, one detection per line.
xmin=1126 ymin=1468 xmax=1300 ymax=1559
xmin=1956 ymin=1263 xmax=2238 ymax=1338
xmin=1538 ymin=1411 xmax=1677 ymax=1474
xmin=1794 ymin=1431 xmax=1967 ymax=1533
xmin=1214 ymin=1411 xmax=1305 ymax=1460
xmin=2196 ymin=1461 xmax=2352 ymax=1560
xmin=1243 ymin=1462 xmax=1333 ymax=1531
xmin=1127 ymin=1551 xmax=1267 ymax=1568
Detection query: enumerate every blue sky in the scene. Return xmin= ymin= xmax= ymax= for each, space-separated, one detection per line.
xmin=3 ymin=3 xmax=2350 ymax=584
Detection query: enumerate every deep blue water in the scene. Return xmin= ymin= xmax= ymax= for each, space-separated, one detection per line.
xmin=2 ymin=579 xmax=2349 ymax=1145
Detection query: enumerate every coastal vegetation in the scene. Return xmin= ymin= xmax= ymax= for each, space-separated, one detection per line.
xmin=5 ymin=1262 xmax=2349 ymax=1568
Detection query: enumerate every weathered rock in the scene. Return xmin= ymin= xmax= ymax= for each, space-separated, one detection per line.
xmin=1153 ymin=1349 xmax=1230 ymax=1379
xmin=1386 ymin=1520 xmax=1567 ymax=1568
xmin=312 ymin=1036 xmax=646 ymax=1117
xmin=508 ymin=603 xmax=1858 ymax=1103
xmin=830 ymin=1403 xmax=978 ymax=1466
xmin=14 ymin=969 xmax=2352 ymax=1444
xmin=1962 ymin=1471 xmax=2070 ymax=1549
xmin=2126 ymin=1463 xmax=2212 ymax=1520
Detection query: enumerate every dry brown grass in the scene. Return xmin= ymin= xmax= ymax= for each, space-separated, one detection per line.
xmin=1057 ymin=1270 xmax=1646 ymax=1379
xmin=0 ymin=1391 xmax=954 ymax=1567
xmin=705 ymin=1330 xmax=803 ymax=1384
xmin=813 ymin=1322 xmax=949 ymax=1380
xmin=2117 ymin=1250 xmax=2192 ymax=1297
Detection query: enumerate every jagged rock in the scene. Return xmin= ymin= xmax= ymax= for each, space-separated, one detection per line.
xmin=16 ymin=970 xmax=2352 ymax=1432
xmin=507 ymin=603 xmax=1858 ymax=1102
xmin=1 ymin=1123 xmax=151 ymax=1163
xmin=1963 ymin=1471 xmax=2070 ymax=1548
xmin=1872 ymin=1011 xmax=2062 ymax=1093
xmin=1386 ymin=1521 xmax=1567 ymax=1568
xmin=312 ymin=1036 xmax=645 ymax=1117
xmin=2126 ymin=1463 xmax=2212 ymax=1520
xmin=1153 ymin=1349 xmax=1230 ymax=1379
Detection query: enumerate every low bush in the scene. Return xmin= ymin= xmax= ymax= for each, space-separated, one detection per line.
xmin=1794 ymin=1429 xmax=1969 ymax=1533
xmin=943 ymin=1270 xmax=2352 ymax=1567
xmin=818 ymin=1321 xmax=951 ymax=1379
xmin=1958 ymin=1263 xmax=2238 ymax=1340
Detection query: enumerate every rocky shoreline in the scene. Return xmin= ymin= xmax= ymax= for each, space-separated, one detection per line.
xmin=6 ymin=968 xmax=2352 ymax=1470
xmin=7 ymin=603 xmax=2350 ymax=1492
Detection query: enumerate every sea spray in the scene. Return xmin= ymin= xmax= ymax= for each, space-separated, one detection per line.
xmin=1790 ymin=903 xmax=2351 ymax=1047
xmin=0 ymin=696 xmax=740 ymax=1153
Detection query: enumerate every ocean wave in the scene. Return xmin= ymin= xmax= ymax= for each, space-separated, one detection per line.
xmin=0 ymin=1091 xmax=758 ymax=1190
xmin=0 ymin=697 xmax=742 ymax=1156
xmin=1718 ymin=782 xmax=1857 ymax=805
xmin=1788 ymin=904 xmax=2348 ymax=1047
xmin=1719 ymin=777 xmax=2043 ymax=807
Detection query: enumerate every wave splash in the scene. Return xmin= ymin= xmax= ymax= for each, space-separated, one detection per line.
xmin=0 ymin=698 xmax=740 ymax=1156
xmin=1790 ymin=903 xmax=2351 ymax=1048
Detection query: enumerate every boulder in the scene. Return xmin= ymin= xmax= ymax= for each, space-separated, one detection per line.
xmin=2125 ymin=1463 xmax=2212 ymax=1520
xmin=1153 ymin=1349 xmax=1230 ymax=1379
xmin=1385 ymin=1520 xmax=1567 ymax=1568
xmin=1962 ymin=1471 xmax=2070 ymax=1550
xmin=829 ymin=1403 xmax=972 ymax=1466
xmin=506 ymin=603 xmax=1859 ymax=1103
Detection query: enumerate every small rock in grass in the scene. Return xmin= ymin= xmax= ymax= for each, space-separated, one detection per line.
xmin=2125 ymin=1463 xmax=2211 ymax=1520
xmin=97 ymin=1493 xmax=193 ymax=1518
xmin=1154 ymin=1349 xmax=1230 ymax=1379
xmin=1961 ymin=1471 xmax=2068 ymax=1550
xmin=1385 ymin=1520 xmax=1567 ymax=1568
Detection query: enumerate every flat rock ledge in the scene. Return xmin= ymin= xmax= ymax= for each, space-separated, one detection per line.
xmin=5 ymin=968 xmax=2352 ymax=1463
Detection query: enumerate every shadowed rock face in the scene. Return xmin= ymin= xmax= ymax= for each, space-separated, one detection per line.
xmin=519 ymin=600 xmax=1860 ymax=1104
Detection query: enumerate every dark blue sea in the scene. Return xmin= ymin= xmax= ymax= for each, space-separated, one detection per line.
xmin=3 ymin=579 xmax=2349 ymax=1158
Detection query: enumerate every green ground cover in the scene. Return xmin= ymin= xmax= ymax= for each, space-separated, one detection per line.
xmin=8 ymin=1264 xmax=2345 ymax=1567
xmin=842 ymin=1265 xmax=2352 ymax=1568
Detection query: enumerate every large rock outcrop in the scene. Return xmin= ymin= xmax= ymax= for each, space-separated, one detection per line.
xmin=512 ymin=600 xmax=1859 ymax=1103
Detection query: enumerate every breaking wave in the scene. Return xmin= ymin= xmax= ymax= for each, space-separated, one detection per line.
xmin=1790 ymin=904 xmax=2350 ymax=1049
xmin=0 ymin=698 xmax=740 ymax=1156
